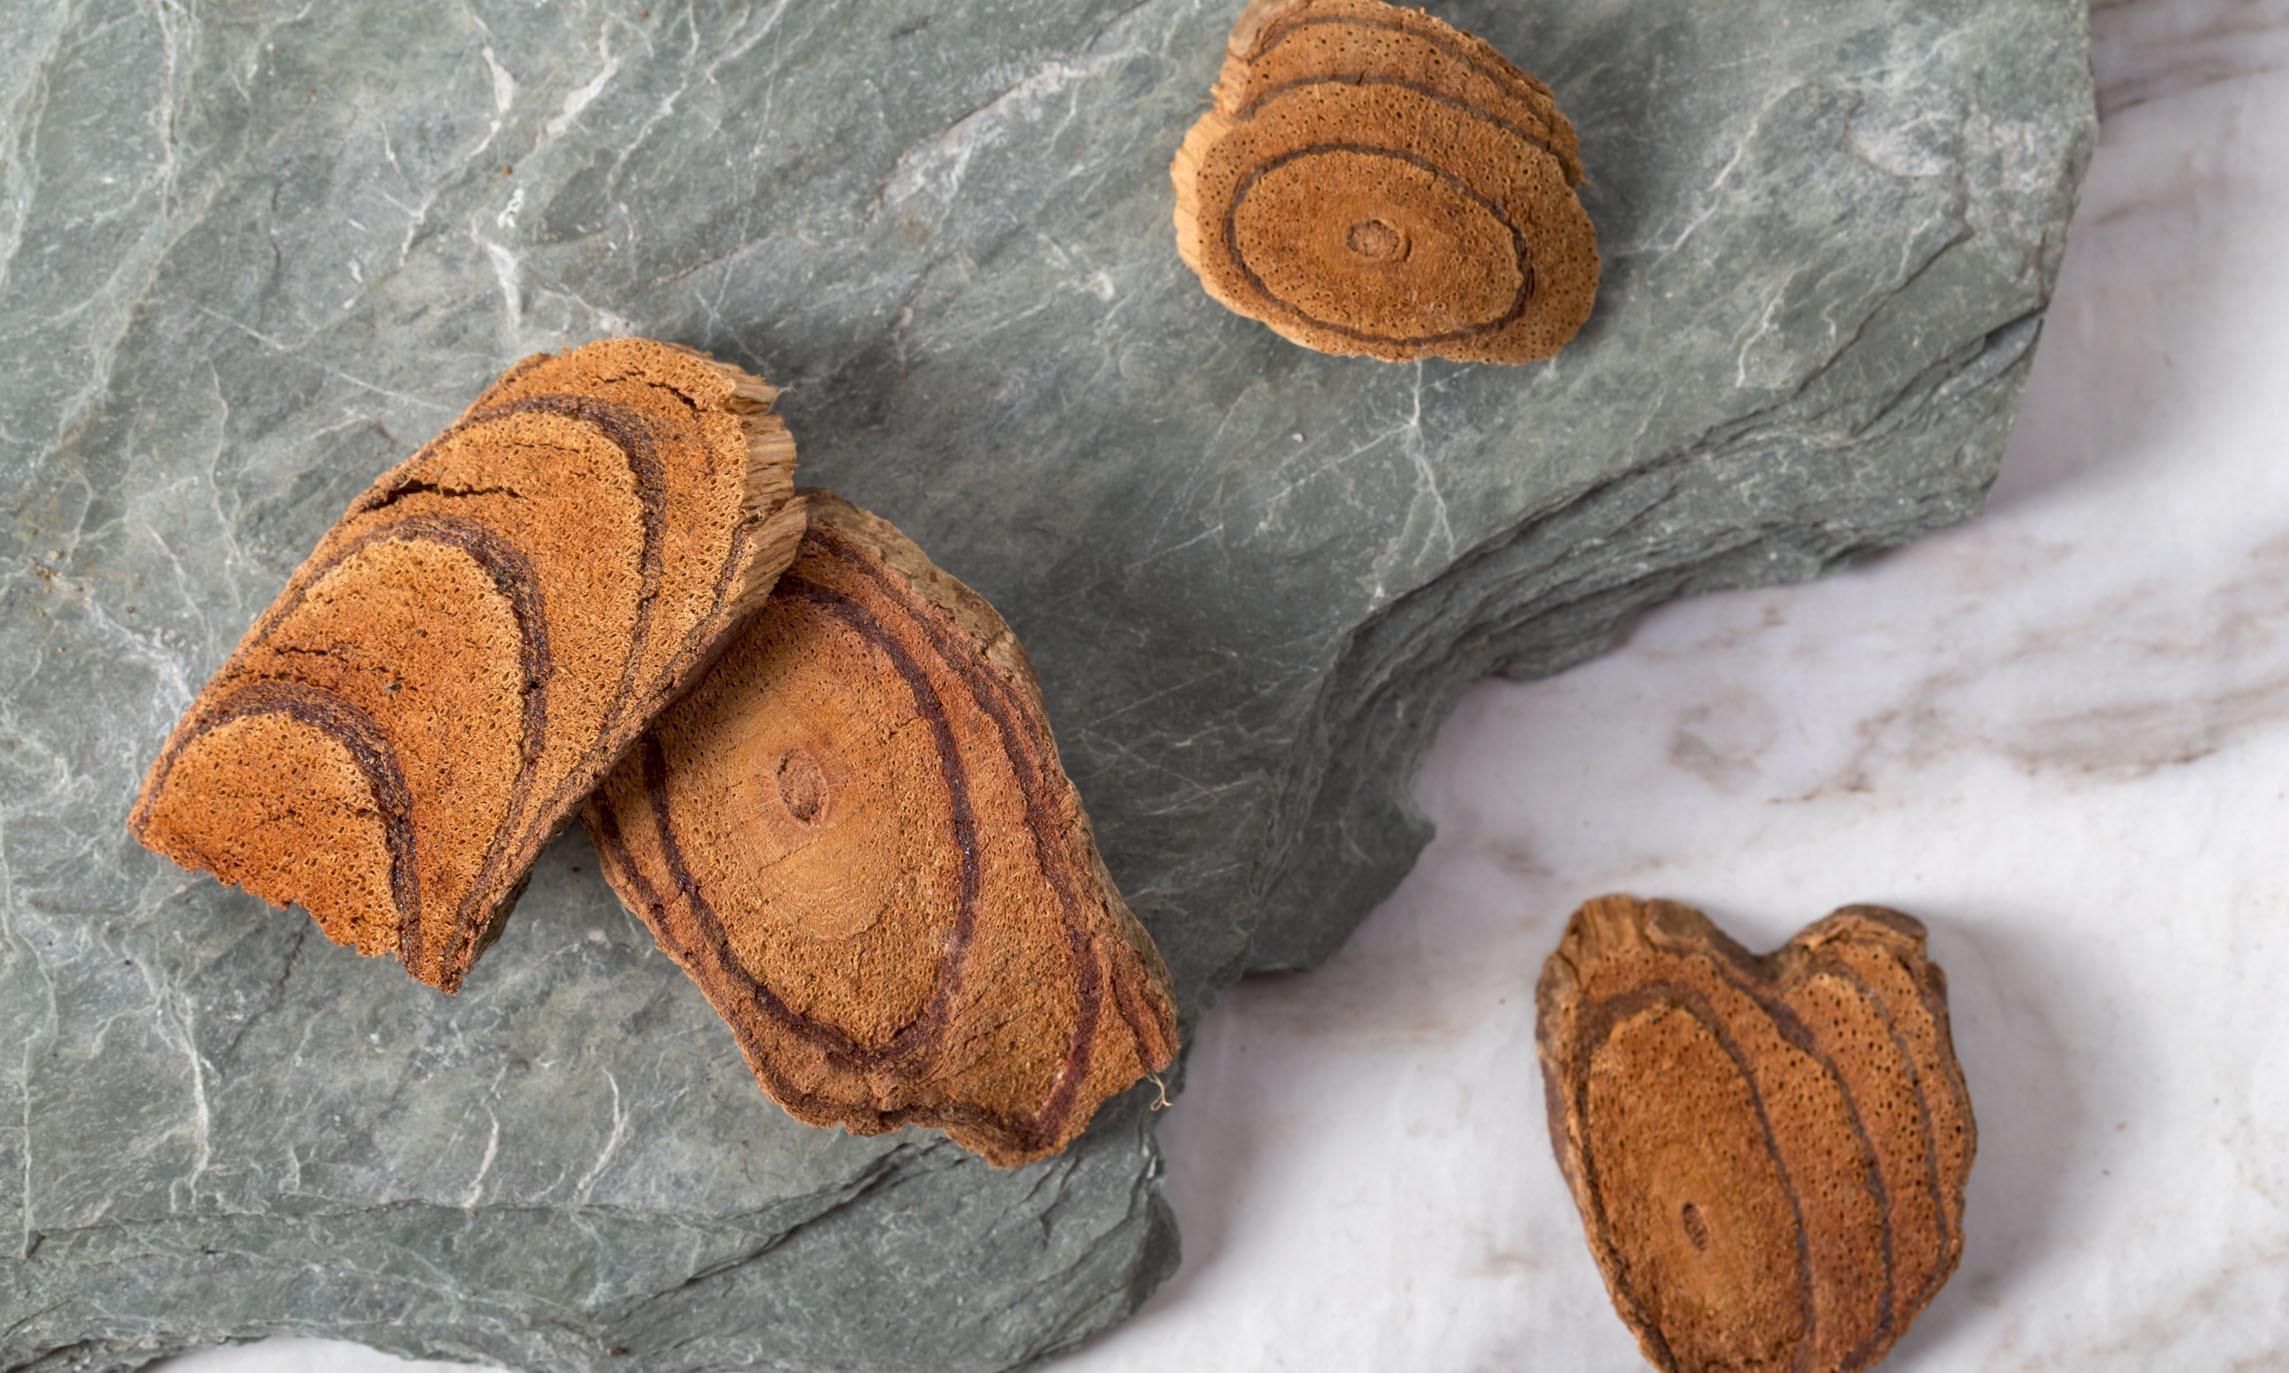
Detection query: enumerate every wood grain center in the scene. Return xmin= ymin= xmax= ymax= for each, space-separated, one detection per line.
xmin=1231 ymin=146 xmax=1525 ymax=341
xmin=1345 ymin=217 xmax=1405 ymax=261
xmin=774 ymin=748 xmax=828 ymax=825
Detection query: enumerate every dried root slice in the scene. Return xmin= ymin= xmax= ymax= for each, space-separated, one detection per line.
xmin=584 ymin=493 xmax=1179 ymax=1167
xmin=130 ymin=339 xmax=806 ymax=993
xmin=1173 ymin=0 xmax=1598 ymax=363
xmin=1535 ymin=897 xmax=1976 ymax=1373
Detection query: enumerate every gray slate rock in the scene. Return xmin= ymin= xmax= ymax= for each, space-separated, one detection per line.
xmin=0 ymin=0 xmax=2092 ymax=1367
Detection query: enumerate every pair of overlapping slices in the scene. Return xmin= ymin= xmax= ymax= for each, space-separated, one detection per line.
xmin=130 ymin=339 xmax=1177 ymax=1166
xmin=1172 ymin=0 xmax=1599 ymax=363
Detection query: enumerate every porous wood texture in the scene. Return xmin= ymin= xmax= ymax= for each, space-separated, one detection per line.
xmin=585 ymin=492 xmax=1180 ymax=1167
xmin=129 ymin=339 xmax=804 ymax=992
xmin=1172 ymin=0 xmax=1599 ymax=363
xmin=1535 ymin=896 xmax=1975 ymax=1373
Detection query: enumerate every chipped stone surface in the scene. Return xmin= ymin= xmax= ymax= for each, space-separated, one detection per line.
xmin=0 ymin=0 xmax=2090 ymax=1368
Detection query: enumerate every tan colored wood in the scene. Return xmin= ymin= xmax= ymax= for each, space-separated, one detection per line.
xmin=130 ymin=339 xmax=804 ymax=992
xmin=1536 ymin=896 xmax=1975 ymax=1373
xmin=1218 ymin=0 xmax=1583 ymax=185
xmin=584 ymin=492 xmax=1180 ymax=1167
xmin=1173 ymin=0 xmax=1598 ymax=363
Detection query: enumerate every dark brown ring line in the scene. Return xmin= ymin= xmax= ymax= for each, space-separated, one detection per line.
xmin=1571 ymin=981 xmax=1816 ymax=1373
xmin=645 ymin=569 xmax=985 ymax=1071
xmin=364 ymin=384 xmax=683 ymax=975
xmin=768 ymin=570 xmax=989 ymax=1068
xmin=143 ymin=514 xmax=552 ymax=977
xmin=1691 ymin=946 xmax=1903 ymax=1367
xmin=491 ymin=386 xmax=793 ymax=873
xmin=1250 ymin=10 xmax=1559 ymax=131
xmin=1235 ymin=74 xmax=1563 ymax=168
xmin=458 ymin=392 xmax=666 ymax=773
xmin=630 ymin=522 xmax=1137 ymax=1154
xmin=544 ymin=426 xmax=771 ymax=986
xmin=1813 ymin=952 xmax=1957 ymax=1311
xmin=659 ymin=522 xmax=756 ymax=690
xmin=141 ymin=680 xmax=421 ymax=933
xmin=587 ymin=793 xmax=877 ymax=1123
xmin=812 ymin=523 xmax=1123 ymax=1146
xmin=839 ymin=522 xmax=1179 ymax=1129
xmin=1221 ymin=141 xmax=1537 ymax=346
xmin=1693 ymin=933 xmax=1922 ymax=1363
xmin=258 ymin=514 xmax=552 ymax=976
xmin=145 ymin=362 xmax=758 ymax=987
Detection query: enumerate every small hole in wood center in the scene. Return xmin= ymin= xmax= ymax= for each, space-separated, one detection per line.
xmin=1680 ymin=1201 xmax=1709 ymax=1251
xmin=775 ymin=749 xmax=828 ymax=825
xmin=1345 ymin=217 xmax=1405 ymax=262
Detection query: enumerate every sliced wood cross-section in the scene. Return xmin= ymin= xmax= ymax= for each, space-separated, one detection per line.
xmin=1536 ymin=896 xmax=1976 ymax=1373
xmin=1174 ymin=0 xmax=1599 ymax=363
xmin=585 ymin=493 xmax=1180 ymax=1167
xmin=131 ymin=339 xmax=805 ymax=992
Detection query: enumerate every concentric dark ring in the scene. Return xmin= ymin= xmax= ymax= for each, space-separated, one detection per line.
xmin=1223 ymin=141 xmax=1537 ymax=347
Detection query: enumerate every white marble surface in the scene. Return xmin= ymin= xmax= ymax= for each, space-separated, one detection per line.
xmin=168 ymin=1 xmax=2289 ymax=1369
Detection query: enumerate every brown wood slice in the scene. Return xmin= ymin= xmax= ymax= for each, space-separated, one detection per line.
xmin=1535 ymin=896 xmax=1975 ymax=1373
xmin=1173 ymin=0 xmax=1597 ymax=364
xmin=129 ymin=339 xmax=805 ymax=993
xmin=583 ymin=491 xmax=1180 ymax=1167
